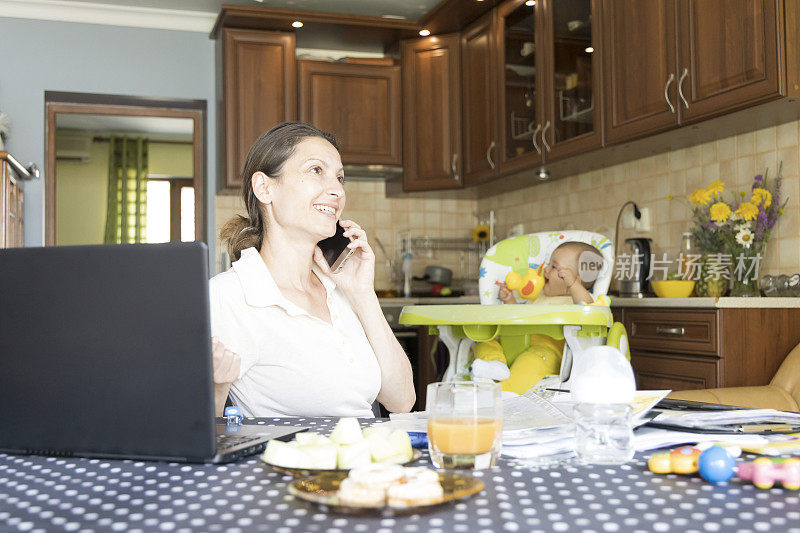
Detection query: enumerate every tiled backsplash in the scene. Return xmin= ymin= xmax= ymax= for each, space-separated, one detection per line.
xmin=215 ymin=185 xmax=478 ymax=288
xmin=215 ymin=119 xmax=800 ymax=284
xmin=479 ymin=120 xmax=800 ymax=277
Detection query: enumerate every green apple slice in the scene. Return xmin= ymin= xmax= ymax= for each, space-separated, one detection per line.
xmin=329 ymin=417 xmax=364 ymax=445
xmin=295 ymin=432 xmax=331 ymax=446
xmin=337 ymin=439 xmax=372 ymax=469
xmin=298 ymin=443 xmax=339 ymax=469
xmin=262 ymin=439 xmax=311 ymax=468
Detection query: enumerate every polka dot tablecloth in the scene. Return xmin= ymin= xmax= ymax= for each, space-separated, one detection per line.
xmin=1 ymin=418 xmax=799 ymax=532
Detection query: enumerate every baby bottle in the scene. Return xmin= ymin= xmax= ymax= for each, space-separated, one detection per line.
xmin=571 ymin=346 xmax=636 ymax=465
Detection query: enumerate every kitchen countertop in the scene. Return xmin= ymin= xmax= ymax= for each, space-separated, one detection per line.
xmin=610 ymin=296 xmax=800 ymax=308
xmin=379 ymin=295 xmax=481 ymax=305
xmin=381 ymin=296 xmax=800 ymax=308
xmin=381 ymin=295 xmax=800 ymax=308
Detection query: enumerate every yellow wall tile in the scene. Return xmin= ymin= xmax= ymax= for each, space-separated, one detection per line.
xmin=756 ymin=126 xmax=777 ymax=153
xmin=736 ymin=131 xmax=756 ymax=156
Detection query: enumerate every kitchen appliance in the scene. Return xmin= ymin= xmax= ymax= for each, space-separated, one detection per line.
xmin=619 ymin=238 xmax=652 ymax=297
xmin=414 ymin=265 xmax=453 ymax=285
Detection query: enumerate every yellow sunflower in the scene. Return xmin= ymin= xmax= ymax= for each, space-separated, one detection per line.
xmin=689 ymin=188 xmax=712 ymax=206
xmin=709 ymin=202 xmax=732 ymax=223
xmin=707 ymin=180 xmax=725 ymax=196
xmin=751 ymin=187 xmax=773 ymax=207
xmin=735 ymin=201 xmax=759 ymax=221
xmin=471 ymin=224 xmax=490 ymax=242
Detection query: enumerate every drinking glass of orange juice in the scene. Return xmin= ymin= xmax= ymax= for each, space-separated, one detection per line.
xmin=426 ymin=381 xmax=503 ymax=469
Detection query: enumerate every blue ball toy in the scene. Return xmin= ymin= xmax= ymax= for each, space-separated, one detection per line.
xmin=698 ymin=446 xmax=736 ymax=483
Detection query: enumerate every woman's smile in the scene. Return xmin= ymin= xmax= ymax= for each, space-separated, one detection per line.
xmin=313 ymin=203 xmax=338 ymax=218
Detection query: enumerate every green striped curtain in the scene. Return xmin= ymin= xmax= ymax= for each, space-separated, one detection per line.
xmin=104 ymin=137 xmax=148 ymax=244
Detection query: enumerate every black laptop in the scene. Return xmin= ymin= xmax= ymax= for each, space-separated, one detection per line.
xmin=0 ymin=242 xmax=304 ymax=463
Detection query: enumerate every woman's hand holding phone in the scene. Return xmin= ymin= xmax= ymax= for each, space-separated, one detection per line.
xmin=314 ymin=219 xmax=375 ymax=297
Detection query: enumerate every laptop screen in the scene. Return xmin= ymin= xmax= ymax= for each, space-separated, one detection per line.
xmin=0 ymin=243 xmax=217 ymax=461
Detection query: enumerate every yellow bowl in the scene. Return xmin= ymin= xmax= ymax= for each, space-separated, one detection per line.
xmin=651 ymin=280 xmax=695 ymax=298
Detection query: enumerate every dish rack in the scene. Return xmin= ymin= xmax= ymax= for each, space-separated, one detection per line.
xmin=396 ymin=234 xmax=486 ymax=283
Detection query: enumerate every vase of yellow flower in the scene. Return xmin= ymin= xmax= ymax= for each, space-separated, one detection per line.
xmin=672 ymin=166 xmax=786 ymax=298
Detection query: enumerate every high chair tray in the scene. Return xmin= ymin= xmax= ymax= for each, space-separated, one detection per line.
xmin=399 ymin=304 xmax=613 ymax=327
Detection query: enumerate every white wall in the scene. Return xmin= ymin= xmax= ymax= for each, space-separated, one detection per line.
xmin=0 ymin=16 xmax=217 ymax=260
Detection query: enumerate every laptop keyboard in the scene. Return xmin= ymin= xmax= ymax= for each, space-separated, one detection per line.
xmin=216 ymin=434 xmax=265 ymax=449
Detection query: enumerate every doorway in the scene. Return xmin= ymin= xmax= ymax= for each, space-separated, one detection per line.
xmin=44 ymin=92 xmax=206 ymax=246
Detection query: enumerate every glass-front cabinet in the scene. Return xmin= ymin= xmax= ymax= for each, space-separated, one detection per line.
xmin=496 ymin=0 xmax=542 ymax=172
xmin=496 ymin=0 xmax=602 ymax=172
xmin=545 ymin=0 xmax=602 ymax=159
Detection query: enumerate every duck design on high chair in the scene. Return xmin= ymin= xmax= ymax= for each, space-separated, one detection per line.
xmin=504 ymin=265 xmax=545 ymax=301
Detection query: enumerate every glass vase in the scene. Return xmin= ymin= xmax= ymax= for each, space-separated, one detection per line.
xmin=728 ymin=242 xmax=764 ymax=297
xmin=694 ymin=251 xmax=730 ymax=298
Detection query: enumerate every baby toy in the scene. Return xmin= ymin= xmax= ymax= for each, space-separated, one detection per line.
xmin=697 ymin=446 xmax=737 ymax=483
xmin=648 ymin=446 xmax=701 ymax=474
xmin=504 ymin=265 xmax=544 ymax=301
xmin=736 ymin=457 xmax=800 ymax=489
xmin=649 ymin=445 xmax=738 ymax=483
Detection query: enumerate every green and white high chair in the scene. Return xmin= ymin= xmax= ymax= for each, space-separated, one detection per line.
xmin=399 ymin=231 xmax=630 ymax=392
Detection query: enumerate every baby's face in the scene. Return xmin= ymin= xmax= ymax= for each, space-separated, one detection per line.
xmin=542 ymin=247 xmax=577 ymax=296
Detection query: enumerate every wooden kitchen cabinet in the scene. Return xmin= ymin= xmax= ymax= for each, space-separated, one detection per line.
xmin=497 ymin=0 xmax=605 ymax=170
xmin=298 ymin=60 xmax=401 ymax=166
xmin=614 ymin=306 xmax=800 ymax=392
xmin=221 ymin=28 xmax=296 ymax=189
xmin=493 ymin=0 xmax=543 ymax=175
xmin=677 ymin=0 xmax=782 ymax=121
xmin=602 ymin=0 xmax=679 ymax=143
xmin=401 ymin=34 xmax=463 ymax=191
xmin=603 ymin=0 xmax=783 ymax=145
xmin=528 ymin=0 xmax=603 ymax=163
xmin=460 ymin=0 xmax=603 ymax=186
xmin=0 ymin=152 xmax=24 ymax=248
xmin=461 ymin=11 xmax=499 ymax=186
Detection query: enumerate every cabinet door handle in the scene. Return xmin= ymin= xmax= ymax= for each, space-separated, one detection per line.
xmin=532 ymin=123 xmax=542 ymax=155
xmin=656 ymin=326 xmax=685 ymax=336
xmin=541 ymin=121 xmax=551 ymax=152
xmin=451 ymin=153 xmax=459 ymax=181
xmin=678 ymin=67 xmax=689 ymax=109
xmin=664 ymin=73 xmax=676 ymax=114
xmin=487 ymin=141 xmax=496 ymax=170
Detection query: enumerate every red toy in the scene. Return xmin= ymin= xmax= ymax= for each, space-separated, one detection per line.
xmin=648 ymin=446 xmax=701 ymax=474
xmin=736 ymin=457 xmax=800 ymax=489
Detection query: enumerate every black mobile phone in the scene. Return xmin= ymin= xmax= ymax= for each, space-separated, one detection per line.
xmin=317 ymin=222 xmax=355 ymax=273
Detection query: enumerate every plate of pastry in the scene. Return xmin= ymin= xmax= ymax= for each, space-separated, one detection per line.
xmin=261 ymin=417 xmax=422 ymax=478
xmin=288 ymin=464 xmax=484 ymax=515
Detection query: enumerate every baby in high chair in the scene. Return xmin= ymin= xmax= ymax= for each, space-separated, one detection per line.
xmin=472 ymin=241 xmax=603 ymax=395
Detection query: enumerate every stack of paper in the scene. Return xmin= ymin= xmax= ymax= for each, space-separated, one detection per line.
xmin=651 ymin=408 xmax=800 ymax=431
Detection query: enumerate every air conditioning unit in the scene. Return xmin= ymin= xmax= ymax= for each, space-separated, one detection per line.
xmin=56 ymin=133 xmax=91 ymax=162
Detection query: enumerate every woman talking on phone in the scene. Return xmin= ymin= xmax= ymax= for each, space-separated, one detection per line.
xmin=209 ymin=122 xmax=415 ymax=418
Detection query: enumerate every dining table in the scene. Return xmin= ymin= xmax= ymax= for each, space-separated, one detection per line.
xmin=1 ymin=417 xmax=799 ymax=532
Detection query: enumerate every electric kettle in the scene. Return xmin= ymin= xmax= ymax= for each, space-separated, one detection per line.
xmin=619 ymin=238 xmax=652 ymax=297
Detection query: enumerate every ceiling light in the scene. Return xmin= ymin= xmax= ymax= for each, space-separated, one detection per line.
xmin=537 ymin=168 xmax=550 ymax=181
xmin=525 ymin=0 xmax=535 ymax=5
xmin=419 ymin=29 xmax=430 ymax=36
xmin=585 ymin=46 xmax=594 ymax=53
xmin=292 ymin=21 xmax=303 ymax=28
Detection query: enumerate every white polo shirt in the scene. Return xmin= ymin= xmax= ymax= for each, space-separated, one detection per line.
xmin=209 ymin=247 xmax=381 ymax=418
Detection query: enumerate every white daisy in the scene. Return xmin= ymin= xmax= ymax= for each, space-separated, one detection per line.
xmin=736 ymin=227 xmax=755 ymax=249
xmin=729 ymin=212 xmax=742 ymax=222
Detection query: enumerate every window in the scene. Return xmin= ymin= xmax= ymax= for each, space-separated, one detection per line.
xmin=145 ymin=177 xmax=194 ymax=243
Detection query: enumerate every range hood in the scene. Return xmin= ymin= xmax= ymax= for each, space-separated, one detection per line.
xmin=343 ymin=164 xmax=403 ymax=181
